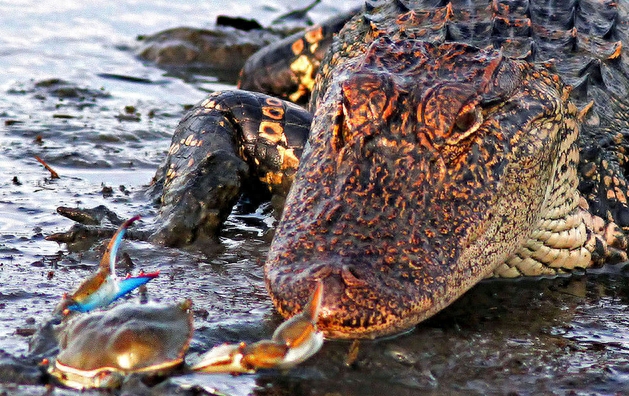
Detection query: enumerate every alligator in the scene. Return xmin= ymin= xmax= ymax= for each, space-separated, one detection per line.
xmin=50 ymin=0 xmax=629 ymax=339
xmin=135 ymin=0 xmax=352 ymax=80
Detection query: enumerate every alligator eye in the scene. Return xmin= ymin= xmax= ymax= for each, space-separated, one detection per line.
xmin=455 ymin=108 xmax=477 ymax=131
xmin=448 ymin=105 xmax=483 ymax=144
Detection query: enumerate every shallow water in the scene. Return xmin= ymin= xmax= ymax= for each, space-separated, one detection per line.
xmin=2 ymin=0 xmax=629 ymax=395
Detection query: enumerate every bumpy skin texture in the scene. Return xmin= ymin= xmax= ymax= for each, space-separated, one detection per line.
xmin=52 ymin=0 xmax=629 ymax=338
xmin=268 ymin=39 xmax=576 ymax=337
xmin=148 ymin=90 xmax=311 ymax=246
xmin=265 ymin=0 xmax=629 ymax=338
xmin=152 ymin=0 xmax=629 ymax=337
xmin=239 ymin=11 xmax=358 ymax=104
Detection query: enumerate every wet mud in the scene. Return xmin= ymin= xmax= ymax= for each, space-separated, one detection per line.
xmin=2 ymin=1 xmax=629 ymax=395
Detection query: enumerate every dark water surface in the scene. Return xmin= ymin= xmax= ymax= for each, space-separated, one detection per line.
xmin=2 ymin=1 xmax=629 ymax=395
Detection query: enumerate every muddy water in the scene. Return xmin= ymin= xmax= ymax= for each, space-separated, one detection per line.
xmin=2 ymin=1 xmax=629 ymax=395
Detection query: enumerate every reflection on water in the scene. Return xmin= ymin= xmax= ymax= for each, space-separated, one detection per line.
xmin=1 ymin=0 xmax=629 ymax=394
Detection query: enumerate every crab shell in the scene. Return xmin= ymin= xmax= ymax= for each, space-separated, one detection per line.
xmin=48 ymin=299 xmax=193 ymax=390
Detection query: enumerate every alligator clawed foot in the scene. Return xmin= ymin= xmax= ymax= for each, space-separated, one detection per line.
xmin=56 ymin=205 xmax=124 ymax=226
xmin=192 ymin=282 xmax=324 ymax=373
xmin=46 ymin=206 xmax=148 ymax=247
xmin=601 ymin=222 xmax=629 ymax=264
xmin=54 ymin=215 xmax=159 ymax=315
xmin=46 ymin=223 xmax=117 ymax=245
xmin=581 ymin=198 xmax=629 ymax=266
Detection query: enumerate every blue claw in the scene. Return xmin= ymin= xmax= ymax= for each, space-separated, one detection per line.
xmin=57 ymin=216 xmax=159 ymax=314
xmin=65 ymin=271 xmax=159 ymax=313
xmin=116 ymin=272 xmax=159 ymax=298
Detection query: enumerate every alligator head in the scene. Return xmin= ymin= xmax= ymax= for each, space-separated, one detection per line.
xmin=265 ymin=37 xmax=582 ymax=338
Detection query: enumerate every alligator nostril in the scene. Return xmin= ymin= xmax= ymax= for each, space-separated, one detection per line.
xmin=341 ymin=265 xmax=368 ymax=287
xmin=311 ymin=264 xmax=333 ymax=279
xmin=331 ymin=102 xmax=346 ymax=152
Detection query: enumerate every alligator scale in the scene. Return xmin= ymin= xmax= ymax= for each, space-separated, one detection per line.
xmin=52 ymin=0 xmax=629 ymax=339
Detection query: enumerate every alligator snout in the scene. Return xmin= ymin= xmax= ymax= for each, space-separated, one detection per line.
xmin=265 ymin=255 xmax=435 ymax=339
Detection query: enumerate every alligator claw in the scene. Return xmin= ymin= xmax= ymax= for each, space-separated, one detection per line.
xmin=45 ymin=224 xmax=118 ymax=245
xmin=55 ymin=215 xmax=159 ymax=314
xmin=192 ymin=282 xmax=323 ymax=373
xmin=46 ymin=206 xmax=150 ymax=247
xmin=56 ymin=205 xmax=124 ymax=226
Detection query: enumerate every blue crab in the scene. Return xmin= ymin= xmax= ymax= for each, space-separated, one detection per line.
xmin=45 ymin=217 xmax=325 ymax=389
xmin=48 ymin=299 xmax=194 ymax=389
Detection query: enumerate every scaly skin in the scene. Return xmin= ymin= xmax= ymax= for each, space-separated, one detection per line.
xmin=267 ymin=38 xmax=588 ymax=338
xmin=266 ymin=0 xmax=629 ymax=338
xmin=51 ymin=0 xmax=629 ymax=339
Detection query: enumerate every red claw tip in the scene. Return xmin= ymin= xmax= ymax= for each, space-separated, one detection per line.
xmin=122 ymin=215 xmax=142 ymax=229
xmin=143 ymin=270 xmax=160 ymax=278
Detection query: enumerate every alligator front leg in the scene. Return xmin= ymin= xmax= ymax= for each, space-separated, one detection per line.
xmin=489 ymin=99 xmax=629 ymax=278
xmin=49 ymin=90 xmax=312 ymax=248
xmin=492 ymin=121 xmax=628 ymax=278
xmin=494 ymin=199 xmax=628 ymax=278
xmin=149 ymin=90 xmax=312 ymax=246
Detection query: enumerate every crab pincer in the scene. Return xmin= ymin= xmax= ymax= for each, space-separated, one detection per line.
xmin=55 ymin=215 xmax=159 ymax=314
xmin=192 ymin=281 xmax=324 ymax=373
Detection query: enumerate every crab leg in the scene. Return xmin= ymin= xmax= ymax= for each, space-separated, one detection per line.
xmin=192 ymin=282 xmax=324 ymax=373
xmin=55 ymin=216 xmax=159 ymax=314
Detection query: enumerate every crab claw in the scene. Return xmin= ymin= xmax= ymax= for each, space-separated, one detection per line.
xmin=55 ymin=216 xmax=159 ymax=314
xmin=270 ymin=280 xmax=323 ymax=364
xmin=189 ymin=343 xmax=258 ymax=374
xmin=65 ymin=270 xmax=160 ymax=314
xmin=192 ymin=282 xmax=324 ymax=373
